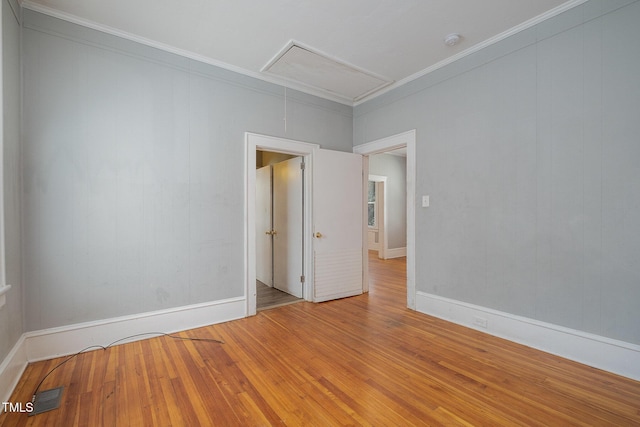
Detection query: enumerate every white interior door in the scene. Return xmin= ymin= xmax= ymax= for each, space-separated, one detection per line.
xmin=273 ymin=157 xmax=304 ymax=298
xmin=256 ymin=165 xmax=272 ymax=285
xmin=313 ymin=149 xmax=363 ymax=302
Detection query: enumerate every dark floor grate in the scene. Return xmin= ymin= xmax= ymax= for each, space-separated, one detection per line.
xmin=29 ymin=386 xmax=63 ymax=416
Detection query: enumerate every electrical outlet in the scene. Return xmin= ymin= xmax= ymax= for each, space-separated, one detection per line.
xmin=473 ymin=316 xmax=488 ymax=328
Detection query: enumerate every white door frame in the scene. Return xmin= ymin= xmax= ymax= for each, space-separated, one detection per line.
xmin=245 ymin=133 xmax=318 ymax=316
xmin=354 ymin=130 xmax=416 ymax=310
xmin=368 ymin=175 xmax=387 ymax=258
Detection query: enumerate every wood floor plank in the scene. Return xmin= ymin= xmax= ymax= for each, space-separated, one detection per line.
xmin=1 ymin=252 xmax=639 ymax=426
xmin=99 ymin=380 xmax=117 ymax=427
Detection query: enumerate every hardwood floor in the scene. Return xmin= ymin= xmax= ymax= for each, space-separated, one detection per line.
xmin=2 ymin=253 xmax=640 ymax=426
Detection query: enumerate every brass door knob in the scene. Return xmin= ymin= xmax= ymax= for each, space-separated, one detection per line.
xmin=315 ymin=232 xmax=323 ymax=238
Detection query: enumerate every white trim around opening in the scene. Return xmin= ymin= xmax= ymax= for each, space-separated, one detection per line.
xmin=354 ymin=130 xmax=416 ymax=309
xmin=245 ymin=133 xmax=319 ymax=316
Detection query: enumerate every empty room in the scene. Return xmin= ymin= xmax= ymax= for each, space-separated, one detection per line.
xmin=1 ymin=0 xmax=639 ymax=425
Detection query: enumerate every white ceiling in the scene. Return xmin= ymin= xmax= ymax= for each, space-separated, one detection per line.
xmin=20 ymin=0 xmax=583 ymax=105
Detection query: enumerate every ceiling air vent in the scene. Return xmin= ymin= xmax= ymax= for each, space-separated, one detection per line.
xmin=262 ymin=41 xmax=392 ymax=103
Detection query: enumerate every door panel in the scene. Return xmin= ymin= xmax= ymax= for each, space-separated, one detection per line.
xmin=256 ymin=165 xmax=272 ymax=285
xmin=273 ymin=157 xmax=303 ymax=298
xmin=313 ymin=149 xmax=363 ymax=302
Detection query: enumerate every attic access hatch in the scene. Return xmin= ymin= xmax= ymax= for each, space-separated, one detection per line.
xmin=262 ymin=42 xmax=392 ymax=103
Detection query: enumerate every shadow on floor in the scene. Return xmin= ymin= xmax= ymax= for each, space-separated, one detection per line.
xmin=257 ymin=281 xmax=303 ymax=311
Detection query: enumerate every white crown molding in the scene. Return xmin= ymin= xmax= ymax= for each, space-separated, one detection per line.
xmin=353 ymin=0 xmax=589 ymax=106
xmin=416 ymin=291 xmax=640 ymax=381
xmin=19 ymin=0 xmax=588 ymax=108
xmin=18 ymin=0 xmax=355 ymax=106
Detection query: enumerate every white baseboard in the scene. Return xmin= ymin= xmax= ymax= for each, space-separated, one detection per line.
xmin=416 ymin=291 xmax=640 ymax=381
xmin=25 ymin=296 xmax=246 ymax=362
xmin=0 ymin=335 xmax=28 ymax=406
xmin=0 ymin=296 xmax=246 ymax=407
xmin=384 ymin=247 xmax=406 ymax=259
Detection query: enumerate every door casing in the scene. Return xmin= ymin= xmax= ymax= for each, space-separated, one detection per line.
xmin=246 ymin=133 xmax=317 ymax=316
xmin=246 ymin=131 xmax=414 ymax=315
xmin=368 ymin=175 xmax=387 ymax=258
xmin=256 ymin=165 xmax=273 ymax=286
xmin=354 ymin=130 xmax=416 ymax=310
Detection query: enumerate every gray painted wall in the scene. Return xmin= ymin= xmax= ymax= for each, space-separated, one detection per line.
xmin=0 ymin=0 xmax=22 ymax=362
xmin=354 ymin=0 xmax=640 ymax=345
xmin=22 ymin=10 xmax=353 ymax=331
xmin=369 ymin=153 xmax=406 ymax=249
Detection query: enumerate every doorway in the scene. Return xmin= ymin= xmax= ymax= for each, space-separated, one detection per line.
xmin=246 ymin=134 xmax=317 ymax=316
xmin=354 ymin=130 xmax=416 ymax=309
xmin=246 ymin=133 xmax=365 ymax=316
xmin=367 ymin=175 xmax=387 ymax=258
xmin=256 ymin=151 xmax=304 ymax=310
